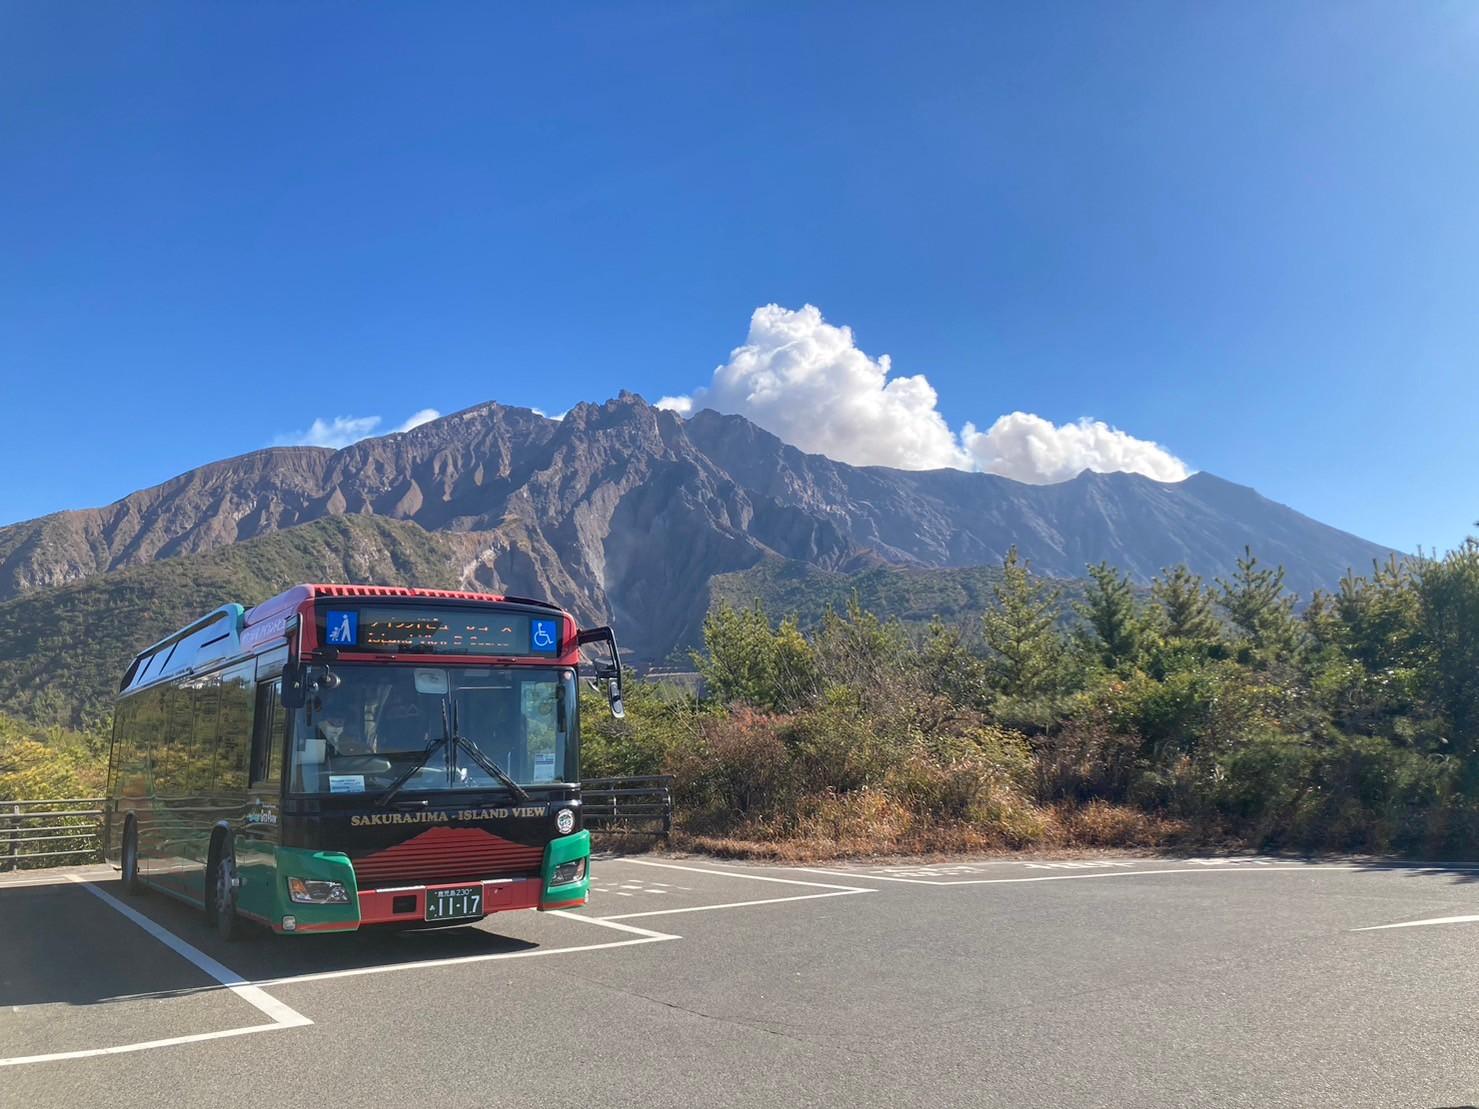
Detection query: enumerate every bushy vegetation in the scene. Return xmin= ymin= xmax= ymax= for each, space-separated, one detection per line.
xmin=0 ymin=714 xmax=109 ymax=868
xmin=8 ymin=533 xmax=1479 ymax=863
xmin=586 ymin=539 xmax=1479 ymax=858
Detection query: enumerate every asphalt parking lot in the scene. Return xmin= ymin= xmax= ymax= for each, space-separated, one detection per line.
xmin=4 ymin=853 xmax=1479 ymax=1108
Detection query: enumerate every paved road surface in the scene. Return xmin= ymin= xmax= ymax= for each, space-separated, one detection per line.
xmin=3 ymin=853 xmax=1478 ymax=1108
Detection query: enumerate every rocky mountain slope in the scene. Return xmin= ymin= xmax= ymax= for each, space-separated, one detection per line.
xmin=0 ymin=393 xmax=1397 ymax=670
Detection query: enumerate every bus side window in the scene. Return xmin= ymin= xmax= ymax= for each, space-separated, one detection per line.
xmin=215 ymin=663 xmax=255 ymax=791
xmin=155 ymin=684 xmax=196 ymax=795
xmin=251 ymin=680 xmax=285 ymax=788
xmin=191 ymin=674 xmax=223 ymax=791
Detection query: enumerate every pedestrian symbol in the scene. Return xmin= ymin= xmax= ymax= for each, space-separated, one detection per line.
xmin=326 ymin=610 xmax=358 ymax=646
xmin=530 ymin=618 xmax=558 ymax=653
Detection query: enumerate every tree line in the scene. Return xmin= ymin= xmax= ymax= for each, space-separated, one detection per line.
xmin=583 ymin=537 xmax=1479 ymax=856
xmin=5 ymin=536 xmax=1477 ymax=860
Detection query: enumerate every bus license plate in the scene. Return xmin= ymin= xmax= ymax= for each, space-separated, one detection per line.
xmin=425 ymin=886 xmax=482 ymax=921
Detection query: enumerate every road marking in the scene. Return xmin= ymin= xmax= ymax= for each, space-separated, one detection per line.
xmin=577 ymin=859 xmax=877 ymax=921
xmin=617 ymin=858 xmax=872 ymax=892
xmin=1023 ymin=860 xmax=1135 ymax=870
xmin=783 ymin=864 xmax=1363 ymax=886
xmin=1354 ymin=914 xmax=1479 ymax=932
xmin=250 ymin=936 xmax=679 ymax=987
xmin=546 ymin=911 xmax=676 ymax=938
xmin=0 ymin=878 xmax=311 ymax=1068
xmin=596 ymin=888 xmax=871 ymax=922
xmin=0 ymin=1022 xmax=297 ymax=1068
xmin=65 ymin=875 xmax=310 ymax=1028
xmin=250 ymin=912 xmax=680 ymax=987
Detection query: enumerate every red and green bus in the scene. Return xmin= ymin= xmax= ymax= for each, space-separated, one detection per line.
xmin=104 ymin=584 xmax=625 ymax=938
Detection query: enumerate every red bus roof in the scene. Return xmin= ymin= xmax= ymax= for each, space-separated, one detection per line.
xmin=243 ymin=583 xmax=567 ymax=631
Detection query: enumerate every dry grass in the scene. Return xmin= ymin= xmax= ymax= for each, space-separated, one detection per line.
xmin=649 ymin=791 xmax=1191 ymax=863
xmin=1045 ymin=800 xmax=1190 ymax=848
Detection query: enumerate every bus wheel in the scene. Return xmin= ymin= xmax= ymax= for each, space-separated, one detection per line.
xmin=210 ymin=843 xmax=245 ymax=941
xmin=121 ymin=821 xmax=141 ymax=896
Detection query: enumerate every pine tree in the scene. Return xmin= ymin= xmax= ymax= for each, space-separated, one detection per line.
xmin=1150 ymin=564 xmax=1222 ymax=646
xmin=982 ymin=548 xmax=1067 ymax=700
xmin=1075 ymin=562 xmax=1149 ymax=670
xmin=693 ymin=601 xmax=816 ymax=712
xmin=1413 ymin=538 xmax=1479 ymax=756
xmin=1333 ymin=556 xmax=1419 ymax=670
xmin=1215 ymin=547 xmax=1305 ymax=662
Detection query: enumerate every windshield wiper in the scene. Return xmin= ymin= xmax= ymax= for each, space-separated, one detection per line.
xmin=374 ymin=704 xmax=454 ymax=807
xmin=453 ymin=733 xmax=531 ymax=803
xmin=448 ymin=695 xmax=532 ymax=802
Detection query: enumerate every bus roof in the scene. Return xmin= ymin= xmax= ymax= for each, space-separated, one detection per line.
xmin=121 ymin=584 xmax=570 ymax=694
xmin=242 ymin=583 xmax=562 ymax=634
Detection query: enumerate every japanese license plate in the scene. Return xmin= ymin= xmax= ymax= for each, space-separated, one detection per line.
xmin=425 ymin=886 xmax=483 ymax=921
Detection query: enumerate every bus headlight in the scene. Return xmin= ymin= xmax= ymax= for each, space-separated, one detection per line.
xmin=552 ymin=859 xmax=586 ymax=886
xmin=555 ymin=808 xmax=576 ymax=835
xmin=287 ymin=877 xmax=350 ymax=904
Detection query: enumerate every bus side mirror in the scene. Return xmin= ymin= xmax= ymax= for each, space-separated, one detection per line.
xmin=281 ymin=661 xmax=306 ymax=709
xmin=578 ymin=625 xmax=626 ymax=720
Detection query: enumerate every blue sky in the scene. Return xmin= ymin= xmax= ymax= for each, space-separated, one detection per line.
xmin=2 ymin=2 xmax=1476 ymax=552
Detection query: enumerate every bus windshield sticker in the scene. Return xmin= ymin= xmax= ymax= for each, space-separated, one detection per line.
xmin=326 ymin=610 xmax=359 ymax=646
xmin=530 ymin=618 xmax=558 ymax=654
xmin=533 ymin=752 xmax=555 ymax=782
xmin=329 ymin=774 xmax=366 ymax=794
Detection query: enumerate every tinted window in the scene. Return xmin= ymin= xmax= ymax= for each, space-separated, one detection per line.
xmin=252 ymin=680 xmax=285 ymax=787
xmin=215 ymin=663 xmax=255 ymax=792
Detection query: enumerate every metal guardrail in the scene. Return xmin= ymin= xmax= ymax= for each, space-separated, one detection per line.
xmin=582 ymin=776 xmax=673 ymax=835
xmin=2 ymin=798 xmax=105 ymax=871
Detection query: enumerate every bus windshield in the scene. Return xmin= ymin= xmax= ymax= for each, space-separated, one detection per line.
xmin=290 ymin=663 xmax=575 ymax=795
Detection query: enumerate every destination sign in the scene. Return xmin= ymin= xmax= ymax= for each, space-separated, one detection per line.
xmin=318 ymin=605 xmax=562 ymax=657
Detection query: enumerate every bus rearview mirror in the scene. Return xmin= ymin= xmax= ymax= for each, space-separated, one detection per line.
xmin=281 ymin=661 xmax=306 ymax=709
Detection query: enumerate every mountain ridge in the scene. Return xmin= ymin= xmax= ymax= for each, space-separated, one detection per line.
xmin=0 ymin=393 xmax=1398 ymax=665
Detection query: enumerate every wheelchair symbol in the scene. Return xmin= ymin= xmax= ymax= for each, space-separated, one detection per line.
xmin=532 ymin=621 xmax=556 ymax=650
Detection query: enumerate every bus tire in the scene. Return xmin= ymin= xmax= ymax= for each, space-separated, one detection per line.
xmin=208 ymin=837 xmax=246 ymax=941
xmin=121 ymin=819 xmax=141 ymax=896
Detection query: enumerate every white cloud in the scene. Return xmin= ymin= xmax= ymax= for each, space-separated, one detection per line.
xmin=655 ymin=395 xmax=694 ymax=416
xmin=394 ymin=408 xmax=440 ymax=433
xmin=274 ymin=408 xmax=441 ymax=449
xmin=962 ymin=412 xmax=1189 ymax=484
xmin=664 ymin=304 xmax=1190 ymax=484
xmin=664 ymin=304 xmax=969 ymax=470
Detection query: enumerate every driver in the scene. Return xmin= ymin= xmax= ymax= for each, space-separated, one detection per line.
xmin=316 ymin=705 xmax=370 ymax=756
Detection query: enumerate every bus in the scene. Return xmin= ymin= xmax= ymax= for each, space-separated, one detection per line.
xmin=103 ymin=583 xmax=625 ymax=938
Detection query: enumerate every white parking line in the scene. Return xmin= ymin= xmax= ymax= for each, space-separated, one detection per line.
xmin=249 ymin=912 xmax=680 ymax=988
xmin=1354 ymin=914 xmax=1479 ymax=932
xmin=581 ymin=858 xmax=875 ymax=921
xmin=545 ymin=911 xmax=677 ymax=938
xmin=0 ymin=878 xmax=311 ymax=1069
xmin=617 ymin=858 xmax=871 ymax=891
xmin=0 ymin=1021 xmax=303 ymax=1068
xmin=598 ymin=888 xmax=871 ymax=922
xmin=783 ymin=864 xmax=1364 ymax=886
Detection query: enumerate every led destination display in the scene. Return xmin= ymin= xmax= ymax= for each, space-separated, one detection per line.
xmin=320 ymin=606 xmax=561 ymax=657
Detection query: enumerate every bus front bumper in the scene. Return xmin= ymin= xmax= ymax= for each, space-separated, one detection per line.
xmin=357 ymin=876 xmax=545 ymax=925
xmin=260 ymin=832 xmax=591 ymax=934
